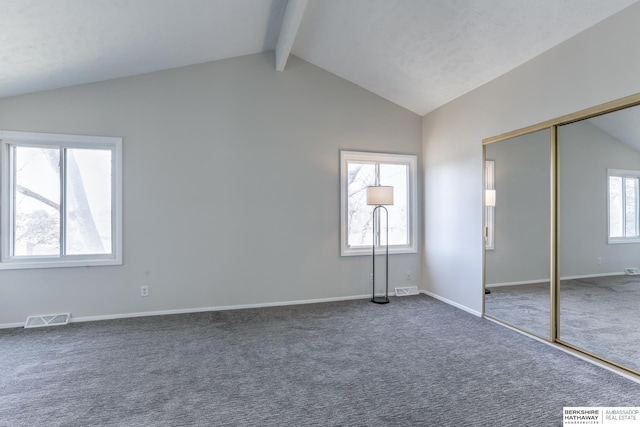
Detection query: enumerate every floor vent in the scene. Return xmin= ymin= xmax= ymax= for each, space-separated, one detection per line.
xmin=24 ymin=313 xmax=70 ymax=329
xmin=395 ymin=286 xmax=419 ymax=296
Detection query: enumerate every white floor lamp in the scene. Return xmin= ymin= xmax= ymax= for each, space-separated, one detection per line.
xmin=367 ymin=185 xmax=394 ymax=304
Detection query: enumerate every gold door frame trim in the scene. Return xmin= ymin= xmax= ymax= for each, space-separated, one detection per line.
xmin=550 ymin=125 xmax=559 ymax=343
xmin=482 ymin=92 xmax=640 ymax=379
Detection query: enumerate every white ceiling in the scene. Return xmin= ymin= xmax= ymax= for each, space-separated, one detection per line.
xmin=1 ymin=0 xmax=638 ymax=115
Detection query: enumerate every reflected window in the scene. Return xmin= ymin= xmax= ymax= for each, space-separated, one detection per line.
xmin=485 ymin=160 xmax=495 ymax=250
xmin=608 ymin=169 xmax=640 ymax=243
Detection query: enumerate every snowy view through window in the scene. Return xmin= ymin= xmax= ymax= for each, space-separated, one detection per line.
xmin=609 ymin=174 xmax=639 ymax=239
xmin=13 ymin=146 xmax=112 ymax=257
xmin=347 ymin=161 xmax=409 ymax=248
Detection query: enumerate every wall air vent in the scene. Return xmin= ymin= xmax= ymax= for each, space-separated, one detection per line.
xmin=24 ymin=313 xmax=70 ymax=328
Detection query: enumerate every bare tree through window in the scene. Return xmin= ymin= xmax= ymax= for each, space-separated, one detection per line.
xmin=13 ymin=146 xmax=111 ymax=257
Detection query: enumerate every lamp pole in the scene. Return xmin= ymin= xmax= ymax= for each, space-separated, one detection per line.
xmin=371 ymin=205 xmax=389 ymax=304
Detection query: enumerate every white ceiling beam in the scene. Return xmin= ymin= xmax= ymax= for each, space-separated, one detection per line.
xmin=275 ymin=0 xmax=308 ymax=71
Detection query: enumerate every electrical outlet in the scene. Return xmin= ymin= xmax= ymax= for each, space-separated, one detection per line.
xmin=369 ymin=273 xmax=373 ymax=284
xmin=405 ymin=270 xmax=412 ymax=280
xmin=597 ymin=257 xmax=602 ymax=265
xmin=140 ymin=285 xmax=149 ymax=297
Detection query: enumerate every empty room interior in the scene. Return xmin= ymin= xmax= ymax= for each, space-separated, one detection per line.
xmin=2 ymin=1 xmax=640 ymax=425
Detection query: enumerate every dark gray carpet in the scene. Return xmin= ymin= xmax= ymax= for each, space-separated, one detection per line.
xmin=562 ymin=276 xmax=640 ymax=372
xmin=485 ymin=275 xmax=640 ymax=372
xmin=485 ymin=281 xmax=552 ymax=339
xmin=1 ymin=295 xmax=639 ymax=426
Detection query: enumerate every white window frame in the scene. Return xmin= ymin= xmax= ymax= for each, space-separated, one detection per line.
xmin=0 ymin=130 xmax=123 ymax=269
xmin=607 ymin=168 xmax=640 ymax=245
xmin=340 ymin=150 xmax=418 ymax=256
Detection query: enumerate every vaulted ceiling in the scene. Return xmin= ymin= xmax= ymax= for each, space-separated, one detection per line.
xmin=1 ymin=0 xmax=637 ymax=115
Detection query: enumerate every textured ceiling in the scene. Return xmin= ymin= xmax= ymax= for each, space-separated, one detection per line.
xmin=0 ymin=0 xmax=287 ymax=99
xmin=0 ymin=0 xmax=638 ymax=115
xmin=292 ymin=0 xmax=639 ymax=115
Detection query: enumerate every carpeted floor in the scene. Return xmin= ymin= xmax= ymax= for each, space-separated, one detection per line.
xmin=485 ymin=275 xmax=640 ymax=372
xmin=484 ymin=281 xmax=552 ymax=339
xmin=1 ymin=295 xmax=639 ymax=426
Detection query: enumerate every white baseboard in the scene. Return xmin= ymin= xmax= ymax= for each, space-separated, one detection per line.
xmin=1 ymin=290 xmax=487 ymax=330
xmin=0 ymin=294 xmax=373 ymax=329
xmin=419 ymin=289 xmax=482 ymax=317
xmin=0 ymin=322 xmax=27 ymax=330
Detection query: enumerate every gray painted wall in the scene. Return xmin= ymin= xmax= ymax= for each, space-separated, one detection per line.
xmin=422 ymin=2 xmax=640 ymax=314
xmin=0 ymin=52 xmax=422 ymax=326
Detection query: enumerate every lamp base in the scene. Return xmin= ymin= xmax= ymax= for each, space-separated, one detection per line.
xmin=371 ymin=296 xmax=390 ymax=304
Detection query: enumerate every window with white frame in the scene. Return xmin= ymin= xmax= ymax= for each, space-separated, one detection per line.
xmin=608 ymin=169 xmax=640 ymax=244
xmin=0 ymin=130 xmax=122 ymax=269
xmin=340 ymin=151 xmax=417 ymax=256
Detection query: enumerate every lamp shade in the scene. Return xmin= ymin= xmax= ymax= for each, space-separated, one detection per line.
xmin=485 ymin=189 xmax=496 ymax=207
xmin=367 ymin=186 xmax=394 ymax=206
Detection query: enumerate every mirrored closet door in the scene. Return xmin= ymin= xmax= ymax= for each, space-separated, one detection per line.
xmin=484 ymin=93 xmax=640 ymax=376
xmin=484 ymin=129 xmax=552 ymax=340
xmin=558 ymin=104 xmax=640 ymax=373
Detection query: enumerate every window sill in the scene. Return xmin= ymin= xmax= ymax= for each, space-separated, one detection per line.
xmin=0 ymin=257 xmax=122 ymax=270
xmin=607 ymin=238 xmax=640 ymax=245
xmin=341 ymin=246 xmax=417 ymax=257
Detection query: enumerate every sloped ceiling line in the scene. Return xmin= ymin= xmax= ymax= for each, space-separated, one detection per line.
xmin=0 ymin=0 xmax=638 ymax=114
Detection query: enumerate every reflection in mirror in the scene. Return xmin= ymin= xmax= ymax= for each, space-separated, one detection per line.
xmin=559 ymin=104 xmax=640 ymax=373
xmin=484 ymin=129 xmax=551 ymax=339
